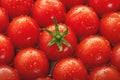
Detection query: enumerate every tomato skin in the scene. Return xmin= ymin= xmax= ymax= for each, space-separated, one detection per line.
xmin=111 ymin=45 xmax=120 ymax=71
xmin=52 ymin=58 xmax=88 ymax=80
xmin=88 ymin=0 xmax=120 ymax=15
xmin=36 ymin=77 xmax=52 ymax=80
xmin=7 ymin=16 xmax=40 ymax=49
xmin=0 ymin=34 xmax=14 ymax=65
xmin=89 ymin=66 xmax=120 ymax=80
xmin=14 ymin=48 xmax=49 ymax=80
xmin=0 ymin=0 xmax=34 ymax=18
xmin=39 ymin=24 xmax=77 ymax=60
xmin=100 ymin=12 xmax=120 ymax=45
xmin=32 ymin=0 xmax=66 ymax=27
xmin=0 ymin=65 xmax=20 ymax=80
xmin=0 ymin=7 xmax=9 ymax=33
xmin=60 ymin=0 xmax=86 ymax=9
xmin=76 ymin=35 xmax=111 ymax=68
xmin=66 ymin=5 xmax=99 ymax=38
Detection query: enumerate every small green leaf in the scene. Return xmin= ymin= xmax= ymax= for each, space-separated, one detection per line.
xmin=56 ymin=42 xmax=62 ymax=52
xmin=61 ymin=27 xmax=68 ymax=37
xmin=43 ymin=28 xmax=55 ymax=37
xmin=61 ymin=38 xmax=72 ymax=48
xmin=48 ymin=38 xmax=56 ymax=46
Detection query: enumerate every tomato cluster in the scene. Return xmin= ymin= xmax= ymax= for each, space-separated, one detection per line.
xmin=0 ymin=0 xmax=120 ymax=80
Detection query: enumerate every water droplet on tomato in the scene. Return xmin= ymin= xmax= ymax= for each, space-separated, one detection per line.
xmin=26 ymin=37 xmax=31 ymax=41
xmin=63 ymin=47 xmax=69 ymax=52
xmin=96 ymin=56 xmax=102 ymax=61
xmin=107 ymin=3 xmax=113 ymax=8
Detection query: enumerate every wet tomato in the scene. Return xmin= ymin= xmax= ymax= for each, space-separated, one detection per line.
xmin=52 ymin=58 xmax=88 ymax=80
xmin=76 ymin=35 xmax=111 ymax=68
xmin=0 ymin=0 xmax=34 ymax=18
xmin=0 ymin=34 xmax=14 ymax=65
xmin=89 ymin=66 xmax=120 ymax=80
xmin=7 ymin=16 xmax=40 ymax=49
xmin=0 ymin=65 xmax=20 ymax=80
xmin=66 ymin=5 xmax=99 ymax=38
xmin=0 ymin=7 xmax=9 ymax=33
xmin=39 ymin=17 xmax=77 ymax=60
xmin=100 ymin=12 xmax=120 ymax=45
xmin=88 ymin=0 xmax=120 ymax=15
xmin=14 ymin=48 xmax=49 ymax=80
xmin=32 ymin=0 xmax=66 ymax=27
xmin=111 ymin=45 xmax=120 ymax=71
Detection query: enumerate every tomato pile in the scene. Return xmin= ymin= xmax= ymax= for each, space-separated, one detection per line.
xmin=0 ymin=0 xmax=120 ymax=80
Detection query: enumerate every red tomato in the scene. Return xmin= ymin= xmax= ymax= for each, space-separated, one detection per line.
xmin=0 ymin=0 xmax=34 ymax=18
xmin=88 ymin=0 xmax=120 ymax=15
xmin=32 ymin=0 xmax=66 ymax=27
xmin=52 ymin=58 xmax=88 ymax=80
xmin=76 ymin=35 xmax=111 ymax=68
xmin=39 ymin=18 xmax=77 ymax=60
xmin=66 ymin=5 xmax=99 ymax=38
xmin=0 ymin=7 xmax=9 ymax=33
xmin=111 ymin=45 xmax=120 ymax=71
xmin=7 ymin=16 xmax=40 ymax=49
xmin=89 ymin=66 xmax=120 ymax=80
xmin=14 ymin=48 xmax=49 ymax=80
xmin=0 ymin=65 xmax=20 ymax=80
xmin=60 ymin=0 xmax=86 ymax=9
xmin=0 ymin=34 xmax=14 ymax=65
xmin=100 ymin=12 xmax=120 ymax=45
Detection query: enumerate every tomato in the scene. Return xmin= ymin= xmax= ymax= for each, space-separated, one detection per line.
xmin=76 ymin=35 xmax=111 ymax=68
xmin=100 ymin=12 xmax=120 ymax=45
xmin=0 ymin=0 xmax=34 ymax=18
xmin=14 ymin=48 xmax=49 ymax=80
xmin=0 ymin=7 xmax=9 ymax=33
xmin=0 ymin=65 xmax=20 ymax=80
xmin=111 ymin=45 xmax=120 ymax=71
xmin=39 ymin=17 xmax=77 ymax=60
xmin=7 ymin=16 xmax=40 ymax=49
xmin=88 ymin=0 xmax=120 ymax=16
xmin=0 ymin=34 xmax=14 ymax=65
xmin=52 ymin=58 xmax=88 ymax=80
xmin=89 ymin=66 xmax=120 ymax=80
xmin=66 ymin=5 xmax=99 ymax=38
xmin=32 ymin=0 xmax=66 ymax=27
xmin=60 ymin=0 xmax=86 ymax=9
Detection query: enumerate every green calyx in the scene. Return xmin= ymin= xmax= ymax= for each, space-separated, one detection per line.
xmin=43 ymin=17 xmax=72 ymax=52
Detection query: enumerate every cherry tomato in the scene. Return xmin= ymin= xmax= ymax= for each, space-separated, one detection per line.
xmin=66 ymin=5 xmax=99 ymax=38
xmin=14 ymin=48 xmax=49 ymax=80
xmin=0 ymin=65 xmax=20 ymax=80
xmin=88 ymin=0 xmax=120 ymax=16
xmin=76 ymin=35 xmax=111 ymax=68
xmin=52 ymin=58 xmax=88 ymax=80
xmin=32 ymin=0 xmax=66 ymax=27
xmin=7 ymin=16 xmax=40 ymax=49
xmin=100 ymin=12 xmax=120 ymax=45
xmin=0 ymin=0 xmax=34 ymax=18
xmin=60 ymin=0 xmax=86 ymax=9
xmin=0 ymin=34 xmax=14 ymax=65
xmin=111 ymin=45 xmax=120 ymax=71
xmin=0 ymin=7 xmax=9 ymax=33
xmin=89 ymin=66 xmax=120 ymax=80
xmin=39 ymin=17 xmax=77 ymax=60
